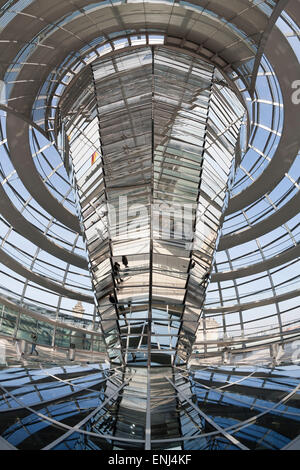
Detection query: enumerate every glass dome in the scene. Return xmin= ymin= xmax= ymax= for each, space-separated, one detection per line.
xmin=0 ymin=0 xmax=299 ymax=452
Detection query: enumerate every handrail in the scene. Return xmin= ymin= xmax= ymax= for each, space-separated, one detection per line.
xmin=0 ymin=294 xmax=100 ymax=336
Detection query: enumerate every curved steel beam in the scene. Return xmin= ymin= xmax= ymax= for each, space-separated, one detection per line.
xmin=0 ymin=248 xmax=93 ymax=303
xmin=0 ymin=1 xmax=266 ymax=118
xmin=249 ymin=0 xmax=290 ymax=96
xmin=0 ymin=295 xmax=96 ymax=332
xmin=0 ymin=104 xmax=49 ymax=138
xmin=226 ymin=24 xmax=300 ymax=215
xmin=6 ymin=114 xmax=81 ymax=233
xmin=3 ymin=2 xmax=297 ymax=225
xmin=204 ymin=288 xmax=300 ymax=314
xmin=212 ymin=243 xmax=300 ymax=282
xmin=0 ymin=182 xmax=88 ymax=269
xmin=219 ymin=190 xmax=300 ymax=250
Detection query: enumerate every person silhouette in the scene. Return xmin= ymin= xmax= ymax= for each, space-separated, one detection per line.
xmin=113 ymin=262 xmax=123 ymax=283
xmin=30 ymin=333 xmax=39 ymax=356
